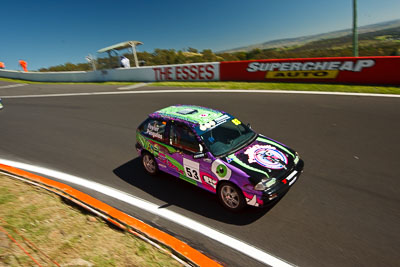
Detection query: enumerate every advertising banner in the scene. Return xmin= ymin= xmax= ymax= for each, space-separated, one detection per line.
xmin=152 ymin=62 xmax=219 ymax=81
xmin=219 ymin=57 xmax=400 ymax=85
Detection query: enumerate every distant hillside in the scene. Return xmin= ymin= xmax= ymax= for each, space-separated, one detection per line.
xmin=39 ymin=19 xmax=400 ymax=72
xmin=222 ymin=19 xmax=400 ymax=53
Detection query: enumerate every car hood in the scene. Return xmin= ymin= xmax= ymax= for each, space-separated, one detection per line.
xmin=225 ymin=135 xmax=297 ymax=185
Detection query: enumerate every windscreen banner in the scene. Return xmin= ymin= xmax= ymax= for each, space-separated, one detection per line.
xmin=219 ymin=56 xmax=400 ymax=85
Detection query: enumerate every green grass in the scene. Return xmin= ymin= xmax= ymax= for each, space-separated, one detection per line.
xmin=0 ymin=187 xmax=16 ymax=204
xmin=0 ymin=174 xmax=182 ymax=267
xmin=151 ymin=81 xmax=400 ymax=95
xmin=2 ymin=77 xmax=400 ymax=95
xmin=0 ymin=77 xmax=139 ymax=86
xmin=375 ymin=35 xmax=392 ymax=41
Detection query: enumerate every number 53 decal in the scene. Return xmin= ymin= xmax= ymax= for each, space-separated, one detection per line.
xmin=183 ymin=158 xmax=201 ymax=182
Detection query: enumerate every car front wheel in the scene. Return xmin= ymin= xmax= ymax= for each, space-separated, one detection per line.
xmin=142 ymin=152 xmax=158 ymax=175
xmin=217 ymin=182 xmax=246 ymax=212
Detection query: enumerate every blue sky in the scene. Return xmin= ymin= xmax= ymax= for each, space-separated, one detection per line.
xmin=1 ymin=0 xmax=399 ymax=71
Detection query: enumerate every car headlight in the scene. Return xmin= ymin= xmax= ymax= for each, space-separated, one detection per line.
xmin=294 ymin=152 xmax=300 ymax=165
xmin=254 ymin=178 xmax=277 ymax=191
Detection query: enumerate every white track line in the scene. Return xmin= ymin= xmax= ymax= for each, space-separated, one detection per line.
xmin=0 ymin=158 xmax=293 ymax=267
xmin=0 ymin=83 xmax=28 ymax=89
xmin=1 ymin=89 xmax=400 ymax=98
xmin=117 ymin=83 xmax=148 ymax=90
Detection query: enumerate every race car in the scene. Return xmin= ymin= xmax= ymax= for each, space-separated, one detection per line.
xmin=136 ymin=105 xmax=304 ymax=211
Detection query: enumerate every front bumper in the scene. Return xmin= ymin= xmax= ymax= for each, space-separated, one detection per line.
xmin=261 ymin=158 xmax=304 ymax=202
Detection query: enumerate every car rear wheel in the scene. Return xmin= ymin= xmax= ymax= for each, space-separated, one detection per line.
xmin=217 ymin=182 xmax=246 ymax=212
xmin=142 ymin=152 xmax=158 ymax=175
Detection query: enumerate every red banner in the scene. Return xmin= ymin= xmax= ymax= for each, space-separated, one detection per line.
xmin=220 ymin=56 xmax=400 ymax=85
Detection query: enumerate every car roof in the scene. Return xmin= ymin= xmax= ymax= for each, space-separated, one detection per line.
xmin=150 ymin=105 xmax=227 ymax=126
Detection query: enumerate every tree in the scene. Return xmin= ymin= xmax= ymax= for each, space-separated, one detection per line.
xmin=175 ymin=51 xmax=187 ymax=64
xmin=201 ymin=49 xmax=217 ymax=62
xmin=187 ymin=47 xmax=198 ymax=53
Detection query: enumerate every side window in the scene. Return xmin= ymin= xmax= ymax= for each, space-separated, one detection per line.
xmin=141 ymin=119 xmax=167 ymax=142
xmin=170 ymin=124 xmax=200 ymax=153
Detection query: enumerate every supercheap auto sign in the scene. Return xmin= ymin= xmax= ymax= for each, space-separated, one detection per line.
xmin=219 ymin=57 xmax=400 ymax=85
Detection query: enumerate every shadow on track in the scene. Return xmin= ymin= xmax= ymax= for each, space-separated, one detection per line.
xmin=113 ymin=158 xmax=286 ymax=225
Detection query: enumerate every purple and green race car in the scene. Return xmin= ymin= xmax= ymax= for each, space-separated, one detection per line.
xmin=136 ymin=105 xmax=304 ymax=211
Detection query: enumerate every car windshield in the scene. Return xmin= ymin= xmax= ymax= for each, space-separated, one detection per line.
xmin=197 ymin=119 xmax=256 ymax=157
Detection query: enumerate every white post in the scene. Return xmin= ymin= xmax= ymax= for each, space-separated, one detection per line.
xmin=86 ymin=54 xmax=97 ymax=71
xmin=131 ymin=44 xmax=139 ymax=68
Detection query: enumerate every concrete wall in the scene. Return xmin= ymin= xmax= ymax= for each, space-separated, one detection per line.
xmin=0 ymin=69 xmax=97 ymax=82
xmin=0 ymin=62 xmax=220 ymax=83
xmin=1 ymin=58 xmax=399 ymax=85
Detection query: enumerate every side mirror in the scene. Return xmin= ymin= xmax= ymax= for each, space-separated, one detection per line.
xmin=199 ymin=143 xmax=204 ymax=152
xmin=247 ymin=123 xmax=252 ymax=129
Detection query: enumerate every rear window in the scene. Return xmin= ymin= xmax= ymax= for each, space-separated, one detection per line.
xmin=139 ymin=118 xmax=167 ymax=142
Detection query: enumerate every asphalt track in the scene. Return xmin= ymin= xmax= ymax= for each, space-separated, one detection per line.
xmin=0 ymin=81 xmax=399 ymax=266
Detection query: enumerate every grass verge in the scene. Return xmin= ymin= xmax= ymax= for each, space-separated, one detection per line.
xmin=2 ymin=77 xmax=399 ymax=95
xmin=0 ymin=77 xmax=139 ymax=86
xmin=151 ymin=81 xmax=400 ymax=95
xmin=0 ymin=174 xmax=182 ymax=267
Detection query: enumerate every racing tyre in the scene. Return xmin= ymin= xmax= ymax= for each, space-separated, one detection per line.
xmin=142 ymin=152 xmax=158 ymax=176
xmin=217 ymin=182 xmax=246 ymax=212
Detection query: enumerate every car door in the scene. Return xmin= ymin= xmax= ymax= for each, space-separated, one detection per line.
xmin=137 ymin=118 xmax=176 ymax=173
xmin=168 ymin=122 xmax=214 ymax=189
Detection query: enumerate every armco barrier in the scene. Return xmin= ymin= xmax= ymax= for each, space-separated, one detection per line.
xmin=0 ymin=163 xmax=222 ymax=267
xmin=1 ymin=57 xmax=399 ymax=85
xmin=219 ymin=56 xmax=400 ymax=85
